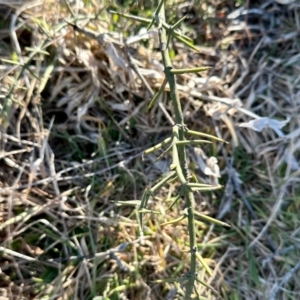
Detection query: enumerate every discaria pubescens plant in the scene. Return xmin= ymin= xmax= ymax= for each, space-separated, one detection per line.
xmin=112 ymin=1 xmax=230 ymax=299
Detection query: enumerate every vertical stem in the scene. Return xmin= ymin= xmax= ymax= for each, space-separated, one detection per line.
xmin=186 ymin=192 xmax=197 ymax=298
xmin=158 ymin=3 xmax=197 ymax=299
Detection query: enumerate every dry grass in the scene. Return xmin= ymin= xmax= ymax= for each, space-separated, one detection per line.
xmin=0 ymin=0 xmax=300 ymax=299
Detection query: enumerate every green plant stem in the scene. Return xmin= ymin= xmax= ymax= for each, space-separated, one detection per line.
xmin=158 ymin=4 xmax=197 ymax=299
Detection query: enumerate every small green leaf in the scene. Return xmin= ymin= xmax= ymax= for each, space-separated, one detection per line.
xmin=1 ymin=58 xmax=21 ymax=65
xmin=195 ymin=252 xmax=213 ymax=276
xmin=169 ymin=49 xmax=175 ymax=60
xmin=113 ymin=13 xmax=119 ymax=23
xmin=11 ymin=51 xmax=18 ymax=62
xmin=188 ymin=183 xmax=223 ymax=192
xmin=160 ymin=214 xmax=187 ymax=227
xmin=144 ymin=137 xmax=172 ymax=154
xmin=194 ymin=211 xmax=231 ymax=227
xmin=138 ymin=209 xmax=161 ymax=214
xmin=194 ymin=277 xmax=219 ymax=296
xmin=150 ymin=171 xmax=177 ymax=193
xmin=170 ymin=66 xmax=211 ymax=74
xmin=148 ymin=77 xmax=168 ymax=109
xmin=25 ymin=47 xmax=49 ymax=55
xmin=115 ymin=200 xmax=141 ymax=206
xmin=153 ymin=277 xmax=188 ymax=283
xmin=155 ymin=143 xmax=173 ymax=161
xmin=172 ymin=15 xmax=187 ymax=30
xmin=175 ymin=139 xmax=212 ymax=146
xmin=166 ymin=187 xmax=185 ymax=212
xmin=175 ymin=35 xmax=200 ymax=52
xmin=186 ymin=130 xmax=228 ymax=143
